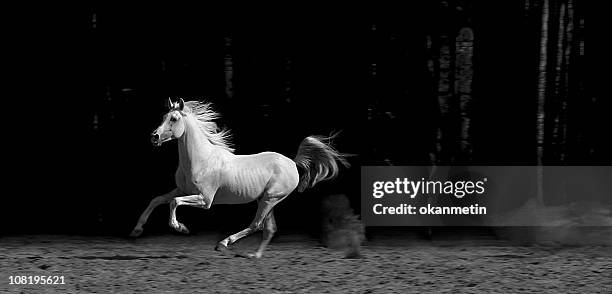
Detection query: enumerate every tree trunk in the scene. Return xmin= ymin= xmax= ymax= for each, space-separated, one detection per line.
xmin=536 ymin=0 xmax=549 ymax=204
xmin=436 ymin=35 xmax=452 ymax=163
xmin=455 ymin=27 xmax=474 ymax=163
xmin=224 ymin=35 xmax=234 ymax=99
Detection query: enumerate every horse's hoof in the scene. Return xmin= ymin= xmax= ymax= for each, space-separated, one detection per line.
xmin=171 ymin=223 xmax=190 ymax=234
xmin=215 ymin=244 xmax=235 ymax=256
xmin=130 ymin=228 xmax=143 ymax=238
xmin=236 ymin=252 xmax=261 ymax=259
xmin=177 ymin=224 xmax=190 ymax=234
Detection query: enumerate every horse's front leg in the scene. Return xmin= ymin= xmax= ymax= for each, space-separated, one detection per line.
xmin=168 ymin=184 xmax=218 ymax=233
xmin=130 ymin=188 xmax=182 ymax=237
xmin=168 ymin=194 xmax=211 ymax=234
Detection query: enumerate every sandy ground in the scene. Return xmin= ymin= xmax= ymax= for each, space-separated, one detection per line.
xmin=1 ymin=233 xmax=611 ymax=293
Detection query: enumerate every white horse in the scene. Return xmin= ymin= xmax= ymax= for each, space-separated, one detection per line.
xmin=130 ymin=98 xmax=349 ymax=258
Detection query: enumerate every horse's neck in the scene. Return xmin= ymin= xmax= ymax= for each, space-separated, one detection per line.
xmin=177 ymin=117 xmax=217 ymax=175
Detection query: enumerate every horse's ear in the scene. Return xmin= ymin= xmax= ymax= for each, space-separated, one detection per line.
xmin=167 ymin=97 xmax=173 ymax=110
xmin=179 ymin=98 xmax=185 ymax=111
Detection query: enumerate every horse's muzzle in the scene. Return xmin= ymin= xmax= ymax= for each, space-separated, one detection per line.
xmin=151 ymin=133 xmax=161 ymax=146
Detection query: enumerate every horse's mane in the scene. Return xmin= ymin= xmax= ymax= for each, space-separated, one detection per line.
xmin=182 ymin=101 xmax=234 ymax=153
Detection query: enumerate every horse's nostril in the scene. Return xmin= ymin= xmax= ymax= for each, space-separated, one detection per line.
xmin=151 ymin=133 xmax=160 ymax=142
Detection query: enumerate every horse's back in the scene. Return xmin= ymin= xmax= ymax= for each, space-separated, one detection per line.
xmin=215 ymin=152 xmax=298 ymax=203
xmin=236 ymin=152 xmax=298 ymax=189
xmin=232 ymin=152 xmax=295 ymax=173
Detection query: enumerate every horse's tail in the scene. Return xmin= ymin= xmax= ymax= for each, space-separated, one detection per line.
xmin=294 ymin=133 xmax=350 ymax=192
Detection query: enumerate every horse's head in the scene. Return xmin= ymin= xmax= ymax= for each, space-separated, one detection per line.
xmin=151 ymin=98 xmax=187 ymax=146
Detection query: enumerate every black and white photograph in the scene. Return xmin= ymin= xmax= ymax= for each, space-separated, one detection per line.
xmin=2 ymin=2 xmax=611 ymax=293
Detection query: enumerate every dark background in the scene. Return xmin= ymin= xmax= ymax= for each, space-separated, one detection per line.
xmin=5 ymin=1 xmax=605 ymax=236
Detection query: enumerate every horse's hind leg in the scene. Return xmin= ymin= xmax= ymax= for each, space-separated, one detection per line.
xmin=216 ymin=196 xmax=285 ymax=258
xmin=255 ymin=209 xmax=277 ymax=258
xmin=130 ymin=188 xmax=181 ymax=237
xmin=215 ymin=200 xmax=269 ymax=252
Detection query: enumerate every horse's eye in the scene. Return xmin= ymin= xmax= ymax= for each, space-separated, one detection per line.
xmin=170 ymin=117 xmax=176 ymax=122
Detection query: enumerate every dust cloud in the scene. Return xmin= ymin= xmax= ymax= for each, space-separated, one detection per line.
xmin=490 ymin=199 xmax=612 ymax=247
xmin=320 ymin=194 xmax=365 ymax=258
